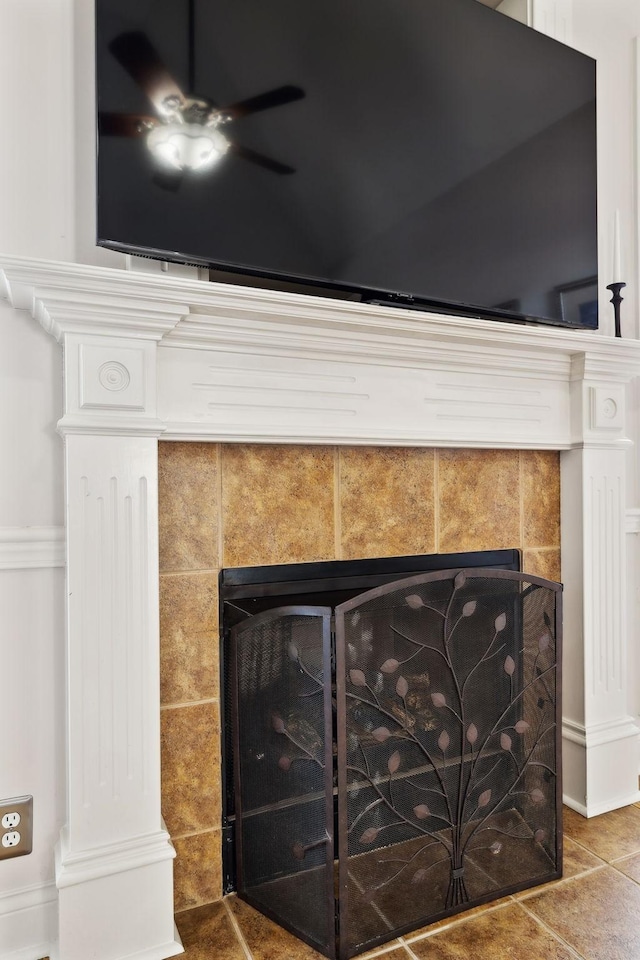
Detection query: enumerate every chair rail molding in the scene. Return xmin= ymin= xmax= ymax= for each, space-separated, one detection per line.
xmin=0 ymin=526 xmax=65 ymax=569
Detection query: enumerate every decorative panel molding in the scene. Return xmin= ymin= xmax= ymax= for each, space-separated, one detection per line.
xmin=590 ymin=386 xmax=625 ymax=433
xmin=158 ymin=344 xmax=572 ymax=448
xmin=584 ymin=463 xmax=626 ymax=702
xmin=64 ymin=435 xmax=162 ymax=852
xmin=531 ymin=0 xmax=572 ymax=43
xmin=79 ymin=343 xmax=146 ymax=411
xmin=0 ymin=527 xmax=65 ymax=569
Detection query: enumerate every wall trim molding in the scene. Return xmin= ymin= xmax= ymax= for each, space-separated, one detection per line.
xmin=56 ymin=826 xmax=176 ymax=889
xmin=0 ymin=526 xmax=65 ymax=570
xmin=626 ymin=508 xmax=640 ymax=534
xmin=563 ymin=715 xmax=640 ymax=748
xmin=0 ymin=880 xmax=58 ymax=960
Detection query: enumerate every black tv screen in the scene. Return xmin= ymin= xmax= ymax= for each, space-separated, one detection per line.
xmin=96 ymin=0 xmax=598 ymax=329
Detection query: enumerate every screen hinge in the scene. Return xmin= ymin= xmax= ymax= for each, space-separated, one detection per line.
xmin=330 ymin=615 xmax=336 ymax=672
xmin=221 ymin=822 xmax=236 ymax=894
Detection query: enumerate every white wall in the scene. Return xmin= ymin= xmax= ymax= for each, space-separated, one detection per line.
xmin=1 ymin=2 xmax=74 ymax=957
xmin=0 ymin=1 xmax=639 ymax=957
xmin=572 ymin=0 xmax=640 ymax=341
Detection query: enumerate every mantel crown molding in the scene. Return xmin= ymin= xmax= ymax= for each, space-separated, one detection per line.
xmin=3 ymin=254 xmax=640 ymax=381
xmin=0 ymin=256 xmax=190 ymax=342
xmin=4 ymin=255 xmax=640 ymax=449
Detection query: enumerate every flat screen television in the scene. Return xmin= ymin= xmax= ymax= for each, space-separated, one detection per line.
xmin=95 ymin=0 xmax=598 ymax=329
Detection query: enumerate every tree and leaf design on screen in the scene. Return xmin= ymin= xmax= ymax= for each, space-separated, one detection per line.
xmin=271 ymin=571 xmax=557 ymax=910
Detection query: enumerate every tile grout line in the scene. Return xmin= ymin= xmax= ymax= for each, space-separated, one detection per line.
xmin=607 ymin=859 xmax=640 ymax=887
xmin=161 ymin=697 xmax=218 ymax=711
xmin=403 ymin=898 xmax=515 ymax=944
xmin=519 ymin=450 xmax=525 ymax=551
xmin=515 ymin=899 xmax=587 ymax=960
xmin=217 ymin=443 xmax=224 ymax=569
xmin=334 ymin=446 xmax=342 ymax=560
xmin=562 ymin=830 xmax=619 ymax=862
xmin=513 ymin=862 xmax=610 ymax=903
xmin=433 ymin=449 xmax=440 ymax=552
xmin=174 ymin=893 xmax=221 ymax=918
xmin=514 ymin=864 xmax=607 ymax=902
xmin=171 ymin=825 xmax=221 ymax=841
xmin=359 ymin=942 xmax=415 ymax=959
xmin=160 ymin=567 xmax=219 ymax=577
xmin=609 ymin=848 xmax=640 ymax=864
xmin=222 ymin=898 xmax=254 ymax=960
xmin=398 ymin=937 xmax=421 ymax=960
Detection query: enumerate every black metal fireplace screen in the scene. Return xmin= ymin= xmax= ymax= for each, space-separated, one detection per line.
xmin=223 ymin=561 xmax=562 ymax=959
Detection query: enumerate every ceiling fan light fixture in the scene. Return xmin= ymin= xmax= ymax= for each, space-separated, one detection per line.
xmin=146 ymin=123 xmax=230 ymax=172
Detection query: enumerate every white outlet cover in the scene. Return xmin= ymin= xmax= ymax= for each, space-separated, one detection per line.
xmin=2 ymin=831 xmax=20 ymax=847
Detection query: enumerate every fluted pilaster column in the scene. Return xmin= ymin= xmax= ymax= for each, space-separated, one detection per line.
xmin=561 ymin=356 xmax=640 ymax=815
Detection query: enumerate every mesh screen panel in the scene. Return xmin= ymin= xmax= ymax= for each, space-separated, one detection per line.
xmin=228 ymin=569 xmax=561 ymax=959
xmin=336 ymin=570 xmax=561 ymax=956
xmin=232 ymin=607 xmax=335 ymax=956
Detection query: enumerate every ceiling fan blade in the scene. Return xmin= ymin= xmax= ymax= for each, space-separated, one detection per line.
xmin=232 ymin=143 xmax=296 ymax=175
xmin=224 ymin=85 xmax=305 ymax=120
xmin=98 ymin=112 xmax=155 ymax=137
xmin=109 ymin=31 xmax=186 ymax=114
xmin=153 ymin=168 xmax=185 ymax=192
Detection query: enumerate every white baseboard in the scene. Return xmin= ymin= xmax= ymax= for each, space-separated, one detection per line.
xmin=562 ymin=715 xmax=640 ymax=816
xmin=0 ymin=881 xmax=57 ymax=960
xmin=564 ymin=789 xmax=640 ymax=819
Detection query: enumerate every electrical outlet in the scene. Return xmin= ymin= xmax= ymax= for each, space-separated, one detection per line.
xmin=0 ymin=797 xmax=32 ymax=860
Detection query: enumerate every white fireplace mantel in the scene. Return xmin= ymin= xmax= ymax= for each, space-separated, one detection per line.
xmin=2 ymin=254 xmax=640 ymax=960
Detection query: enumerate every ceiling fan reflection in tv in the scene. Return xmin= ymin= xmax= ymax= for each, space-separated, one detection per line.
xmin=99 ymin=30 xmax=304 ymax=189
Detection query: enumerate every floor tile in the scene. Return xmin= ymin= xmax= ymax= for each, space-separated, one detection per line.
xmin=226 ymin=895 xmax=329 ymax=960
xmin=611 ymin=850 xmax=640 ymax=884
xmin=176 ymin=901 xmax=246 ymax=960
xmin=562 ymin=805 xmax=640 ymax=862
xmin=514 ymin=836 xmax=604 ymax=899
xmin=409 ymin=902 xmax=577 ymax=959
xmin=227 ymin=894 xmax=410 ymax=959
xmin=523 ymin=865 xmax=640 ymax=960
xmin=404 ymin=898 xmax=513 ymax=941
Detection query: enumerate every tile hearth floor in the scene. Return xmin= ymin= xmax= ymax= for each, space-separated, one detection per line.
xmin=175 ymin=804 xmax=640 ymax=960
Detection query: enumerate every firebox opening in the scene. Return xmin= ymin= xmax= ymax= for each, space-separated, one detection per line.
xmin=219 ymin=551 xmax=562 ymax=958
xmin=220 ymin=550 xmax=522 ymax=867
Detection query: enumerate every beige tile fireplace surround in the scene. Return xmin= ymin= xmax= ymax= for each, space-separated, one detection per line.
xmin=1 ymin=255 xmax=640 ymax=960
xmin=158 ymin=442 xmax=561 ymax=913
